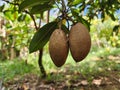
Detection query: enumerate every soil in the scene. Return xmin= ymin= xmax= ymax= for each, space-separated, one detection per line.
xmin=3 ymin=69 xmax=120 ymax=90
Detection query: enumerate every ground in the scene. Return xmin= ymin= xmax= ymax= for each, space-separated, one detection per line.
xmin=4 ymin=71 xmax=120 ymax=90
xmin=1 ymin=49 xmax=120 ymax=90
xmin=4 ymin=66 xmax=120 ymax=90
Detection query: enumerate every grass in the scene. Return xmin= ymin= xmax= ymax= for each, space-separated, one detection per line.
xmin=0 ymin=59 xmax=37 ymax=82
xmin=90 ymin=46 xmax=120 ymax=57
xmin=0 ymin=47 xmax=120 ymax=83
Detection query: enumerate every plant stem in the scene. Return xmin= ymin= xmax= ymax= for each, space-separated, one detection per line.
xmin=47 ymin=10 xmax=50 ymax=23
xmin=55 ymin=1 xmax=62 ymax=12
xmin=38 ymin=10 xmax=50 ymax=78
xmin=26 ymin=10 xmax=47 ymax=78
xmin=24 ymin=10 xmax=38 ymax=30
xmin=61 ymin=0 xmax=66 ymax=11
xmin=38 ymin=49 xmax=46 ymax=78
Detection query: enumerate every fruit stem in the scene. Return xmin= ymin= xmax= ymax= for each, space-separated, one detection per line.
xmin=58 ymin=20 xmax=62 ymax=30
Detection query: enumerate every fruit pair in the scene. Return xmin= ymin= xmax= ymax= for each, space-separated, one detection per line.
xmin=49 ymin=23 xmax=91 ymax=67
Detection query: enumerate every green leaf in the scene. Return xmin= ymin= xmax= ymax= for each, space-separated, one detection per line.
xmin=18 ymin=14 xmax=26 ymax=22
xmin=19 ymin=0 xmax=49 ymax=12
xmin=72 ymin=0 xmax=84 ymax=5
xmin=0 ymin=4 xmax=4 ymax=12
xmin=71 ymin=8 xmax=79 ymax=17
xmin=108 ymin=12 xmax=116 ymax=21
xmin=3 ymin=10 xmax=14 ymax=21
xmin=71 ymin=8 xmax=90 ymax=30
xmin=101 ymin=11 xmax=105 ymax=22
xmin=30 ymin=3 xmax=53 ymax=14
xmin=29 ymin=21 xmax=58 ymax=53
xmin=113 ymin=25 xmax=119 ymax=34
xmin=61 ymin=25 xmax=70 ymax=34
xmin=78 ymin=17 xmax=90 ymax=31
xmin=109 ymin=14 xmax=116 ymax=21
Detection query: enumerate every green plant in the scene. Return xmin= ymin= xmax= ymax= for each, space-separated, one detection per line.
xmin=0 ymin=59 xmax=36 ymax=82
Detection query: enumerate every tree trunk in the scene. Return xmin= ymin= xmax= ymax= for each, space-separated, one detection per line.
xmin=0 ymin=49 xmax=8 ymax=60
xmin=38 ymin=49 xmax=46 ymax=78
xmin=10 ymin=47 xmax=16 ymax=60
xmin=10 ymin=36 xmax=16 ymax=60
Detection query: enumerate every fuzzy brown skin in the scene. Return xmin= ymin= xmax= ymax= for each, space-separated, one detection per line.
xmin=69 ymin=23 xmax=91 ymax=62
xmin=49 ymin=29 xmax=69 ymax=67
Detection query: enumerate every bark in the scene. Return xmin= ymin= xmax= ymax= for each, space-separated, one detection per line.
xmin=10 ymin=47 xmax=16 ymax=60
xmin=0 ymin=49 xmax=8 ymax=60
xmin=10 ymin=36 xmax=16 ymax=60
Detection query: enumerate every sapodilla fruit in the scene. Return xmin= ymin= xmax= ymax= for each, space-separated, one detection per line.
xmin=69 ymin=23 xmax=91 ymax=62
xmin=49 ymin=29 xmax=69 ymax=67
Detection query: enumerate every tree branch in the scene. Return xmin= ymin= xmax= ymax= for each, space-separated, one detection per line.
xmin=61 ymin=0 xmax=66 ymax=11
xmin=38 ymin=18 xmax=41 ymax=29
xmin=55 ymin=1 xmax=62 ymax=13
xmin=24 ymin=10 xmax=38 ymax=30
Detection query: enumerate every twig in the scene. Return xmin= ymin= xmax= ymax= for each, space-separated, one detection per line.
xmin=24 ymin=10 xmax=38 ymax=30
xmin=61 ymin=0 xmax=66 ymax=11
xmin=38 ymin=17 xmax=41 ymax=29
xmin=55 ymin=1 xmax=62 ymax=12
xmin=113 ymin=77 xmax=120 ymax=83
xmin=110 ymin=75 xmax=120 ymax=83
xmin=46 ymin=10 xmax=50 ymax=23
xmin=30 ymin=15 xmax=38 ymax=30
xmin=67 ymin=16 xmax=75 ymax=24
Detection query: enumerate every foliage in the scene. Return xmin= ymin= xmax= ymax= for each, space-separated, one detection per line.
xmin=29 ymin=21 xmax=58 ymax=53
xmin=17 ymin=0 xmax=120 ymax=53
xmin=0 ymin=2 xmax=34 ymax=60
xmin=4 ymin=14 xmax=33 ymax=50
xmin=0 ymin=59 xmax=37 ymax=82
xmin=0 ymin=0 xmax=119 ymax=53
xmin=90 ymin=16 xmax=120 ymax=48
xmin=109 ymin=32 xmax=120 ymax=47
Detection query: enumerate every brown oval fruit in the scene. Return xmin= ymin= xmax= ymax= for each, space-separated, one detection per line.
xmin=69 ymin=23 xmax=91 ymax=62
xmin=49 ymin=29 xmax=69 ymax=67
